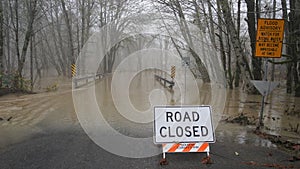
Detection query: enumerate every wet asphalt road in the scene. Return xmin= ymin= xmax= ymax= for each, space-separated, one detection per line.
xmin=0 ymin=124 xmax=298 ymax=169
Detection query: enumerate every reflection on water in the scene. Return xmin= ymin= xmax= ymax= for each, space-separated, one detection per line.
xmin=95 ymin=69 xmax=223 ymax=138
xmin=224 ymin=87 xmax=300 ymax=144
xmin=216 ymin=122 xmax=277 ymax=148
xmin=95 ymin=70 xmax=299 ymax=147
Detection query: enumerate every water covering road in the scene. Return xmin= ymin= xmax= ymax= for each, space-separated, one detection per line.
xmin=0 ymin=73 xmax=299 ymax=168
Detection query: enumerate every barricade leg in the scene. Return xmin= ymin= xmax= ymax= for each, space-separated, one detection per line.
xmin=160 ymin=153 xmax=168 ymax=165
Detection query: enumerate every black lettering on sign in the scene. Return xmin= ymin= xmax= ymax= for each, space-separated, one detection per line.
xmin=166 ymin=112 xmax=173 ymax=122
xmin=185 ymin=126 xmax=192 ymax=137
xmin=193 ymin=126 xmax=200 ymax=137
xmin=192 ymin=111 xmax=199 ymax=121
xmin=176 ymin=126 xmax=183 ymax=137
xmin=183 ymin=112 xmax=191 ymax=122
xmin=201 ymin=126 xmax=208 ymax=136
xmin=264 ymin=20 xmax=278 ymax=25
xmin=160 ymin=126 xmax=167 ymax=137
xmin=174 ymin=111 xmax=181 ymax=122
xmin=168 ymin=126 xmax=175 ymax=137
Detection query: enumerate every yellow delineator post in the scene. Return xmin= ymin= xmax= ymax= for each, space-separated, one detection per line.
xmin=71 ymin=63 xmax=76 ymax=77
xmin=171 ymin=66 xmax=176 ymax=79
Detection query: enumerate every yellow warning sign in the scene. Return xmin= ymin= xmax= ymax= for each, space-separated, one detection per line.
xmin=255 ymin=19 xmax=284 ymax=58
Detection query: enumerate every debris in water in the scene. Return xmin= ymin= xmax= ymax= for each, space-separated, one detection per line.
xmin=223 ymin=113 xmax=257 ymax=125
xmin=7 ymin=116 xmax=12 ymax=121
xmin=254 ymin=130 xmax=300 ymax=153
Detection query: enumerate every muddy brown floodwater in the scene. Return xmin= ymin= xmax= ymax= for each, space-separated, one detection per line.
xmin=0 ymin=74 xmax=299 ymax=155
xmin=224 ymin=86 xmax=300 ymax=144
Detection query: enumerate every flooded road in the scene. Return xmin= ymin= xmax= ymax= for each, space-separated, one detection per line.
xmin=0 ymin=72 xmax=299 ymax=149
xmin=0 ymin=73 xmax=299 ymax=168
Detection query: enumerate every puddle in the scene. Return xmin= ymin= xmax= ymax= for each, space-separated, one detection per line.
xmin=216 ymin=122 xmax=277 ymax=148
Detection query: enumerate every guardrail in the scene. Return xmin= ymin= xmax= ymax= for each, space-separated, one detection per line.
xmin=154 ymin=75 xmax=175 ymax=89
xmin=73 ymin=73 xmax=104 ymax=88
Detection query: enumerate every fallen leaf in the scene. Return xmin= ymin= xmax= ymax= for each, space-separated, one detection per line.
xmin=244 ymin=161 xmax=257 ymax=166
xmin=292 ymin=145 xmax=300 ymax=150
xmin=201 ymin=156 xmax=212 ymax=164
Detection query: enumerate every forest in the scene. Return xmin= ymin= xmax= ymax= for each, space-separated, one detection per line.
xmin=0 ymin=0 xmax=299 ymax=96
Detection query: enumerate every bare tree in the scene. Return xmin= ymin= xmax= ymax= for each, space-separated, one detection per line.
xmin=97 ymin=0 xmax=131 ymax=74
xmin=219 ymin=0 xmax=254 ymax=91
xmin=157 ymin=0 xmax=211 ymax=82
xmin=245 ymin=0 xmax=262 ymax=82
xmin=9 ymin=0 xmax=38 ymax=89
xmin=61 ymin=0 xmax=75 ymax=74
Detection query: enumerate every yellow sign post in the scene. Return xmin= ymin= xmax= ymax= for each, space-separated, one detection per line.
xmin=71 ymin=64 xmax=76 ymax=77
xmin=171 ymin=66 xmax=176 ymax=79
xmin=255 ymin=19 xmax=284 ymax=58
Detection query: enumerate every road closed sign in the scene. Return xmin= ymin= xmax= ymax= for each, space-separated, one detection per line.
xmin=154 ymin=106 xmax=215 ymax=144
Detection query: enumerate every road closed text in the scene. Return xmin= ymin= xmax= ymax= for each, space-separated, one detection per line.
xmin=154 ymin=106 xmax=215 ymax=144
xmin=159 ymin=111 xmax=209 ymax=138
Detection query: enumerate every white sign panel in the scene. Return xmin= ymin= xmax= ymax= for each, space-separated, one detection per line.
xmin=154 ymin=106 xmax=215 ymax=144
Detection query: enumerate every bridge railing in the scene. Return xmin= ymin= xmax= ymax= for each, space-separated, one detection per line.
xmin=73 ymin=73 xmax=104 ymax=88
xmin=154 ymin=75 xmax=175 ymax=89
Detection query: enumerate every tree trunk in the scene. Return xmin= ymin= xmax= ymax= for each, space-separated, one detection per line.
xmin=226 ymin=34 xmax=233 ymax=89
xmin=53 ymin=2 xmax=67 ymax=76
xmin=12 ymin=0 xmax=21 ymax=89
xmin=202 ymin=1 xmax=216 ymax=48
xmin=18 ymin=0 xmax=37 ymax=88
xmin=281 ymin=0 xmax=292 ymax=93
xmin=81 ymin=0 xmax=85 ymax=48
xmin=0 ymin=0 xmax=3 ymax=88
xmin=4 ymin=0 xmax=10 ymax=74
xmin=30 ymin=35 xmax=33 ymax=91
xmin=237 ymin=0 xmax=241 ymax=38
xmin=292 ymin=0 xmax=300 ymax=96
xmin=236 ymin=0 xmax=240 ymax=87
xmin=5 ymin=0 xmax=10 ymax=74
xmin=271 ymin=0 xmax=277 ymax=81
xmin=246 ymin=0 xmax=262 ymax=81
xmin=61 ymin=0 xmax=75 ymax=76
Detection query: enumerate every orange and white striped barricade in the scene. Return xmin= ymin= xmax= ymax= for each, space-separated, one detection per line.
xmin=162 ymin=142 xmax=209 ymax=156
xmin=161 ymin=142 xmax=209 ymax=163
